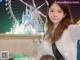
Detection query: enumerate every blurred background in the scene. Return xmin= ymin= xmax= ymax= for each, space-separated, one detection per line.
xmin=0 ymin=0 xmax=80 ymax=33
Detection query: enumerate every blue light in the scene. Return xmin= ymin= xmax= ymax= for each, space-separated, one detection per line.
xmin=0 ymin=0 xmax=2 ymax=2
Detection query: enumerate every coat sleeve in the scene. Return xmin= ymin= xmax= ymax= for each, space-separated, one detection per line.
xmin=68 ymin=25 xmax=80 ymax=42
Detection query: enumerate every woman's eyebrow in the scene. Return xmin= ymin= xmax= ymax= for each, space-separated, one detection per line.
xmin=57 ymin=8 xmax=63 ymax=10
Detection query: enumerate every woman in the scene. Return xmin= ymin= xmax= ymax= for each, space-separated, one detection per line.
xmin=37 ymin=0 xmax=80 ymax=60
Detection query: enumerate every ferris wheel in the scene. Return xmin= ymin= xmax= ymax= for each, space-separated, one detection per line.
xmin=5 ymin=0 xmax=49 ymax=34
xmin=5 ymin=0 xmax=48 ymax=21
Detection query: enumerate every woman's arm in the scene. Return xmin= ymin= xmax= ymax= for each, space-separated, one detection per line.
xmin=68 ymin=25 xmax=80 ymax=42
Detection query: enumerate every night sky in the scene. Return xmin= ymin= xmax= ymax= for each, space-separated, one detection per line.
xmin=0 ymin=0 xmax=12 ymax=33
xmin=0 ymin=0 xmax=80 ymax=33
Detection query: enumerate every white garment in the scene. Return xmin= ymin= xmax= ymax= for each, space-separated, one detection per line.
xmin=37 ymin=25 xmax=80 ymax=60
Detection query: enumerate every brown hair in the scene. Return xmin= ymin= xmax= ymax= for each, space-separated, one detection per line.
xmin=45 ymin=0 xmax=74 ymax=44
xmin=40 ymin=55 xmax=56 ymax=60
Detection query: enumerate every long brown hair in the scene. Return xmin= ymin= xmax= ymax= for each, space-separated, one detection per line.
xmin=45 ymin=0 xmax=74 ymax=44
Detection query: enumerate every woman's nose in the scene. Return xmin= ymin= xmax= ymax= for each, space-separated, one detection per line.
xmin=53 ymin=12 xmax=58 ymax=17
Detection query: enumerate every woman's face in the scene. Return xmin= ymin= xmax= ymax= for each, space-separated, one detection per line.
xmin=48 ymin=3 xmax=65 ymax=24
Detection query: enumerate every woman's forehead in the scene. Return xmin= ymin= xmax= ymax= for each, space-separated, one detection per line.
xmin=49 ymin=3 xmax=62 ymax=10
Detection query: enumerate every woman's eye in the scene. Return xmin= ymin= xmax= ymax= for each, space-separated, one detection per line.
xmin=58 ymin=11 xmax=63 ymax=13
xmin=50 ymin=10 xmax=54 ymax=12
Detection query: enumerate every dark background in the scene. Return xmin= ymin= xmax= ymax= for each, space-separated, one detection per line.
xmin=0 ymin=0 xmax=80 ymax=33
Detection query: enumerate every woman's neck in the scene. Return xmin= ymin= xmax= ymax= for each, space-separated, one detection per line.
xmin=53 ymin=23 xmax=59 ymax=30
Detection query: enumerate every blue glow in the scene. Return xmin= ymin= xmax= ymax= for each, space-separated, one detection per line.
xmin=0 ymin=0 xmax=2 ymax=2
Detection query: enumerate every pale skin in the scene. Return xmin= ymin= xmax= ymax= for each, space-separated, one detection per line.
xmin=48 ymin=3 xmax=66 ymax=30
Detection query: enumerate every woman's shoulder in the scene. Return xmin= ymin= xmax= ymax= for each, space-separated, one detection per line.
xmin=68 ymin=24 xmax=80 ymax=30
xmin=41 ymin=40 xmax=51 ymax=45
xmin=40 ymin=40 xmax=51 ymax=48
